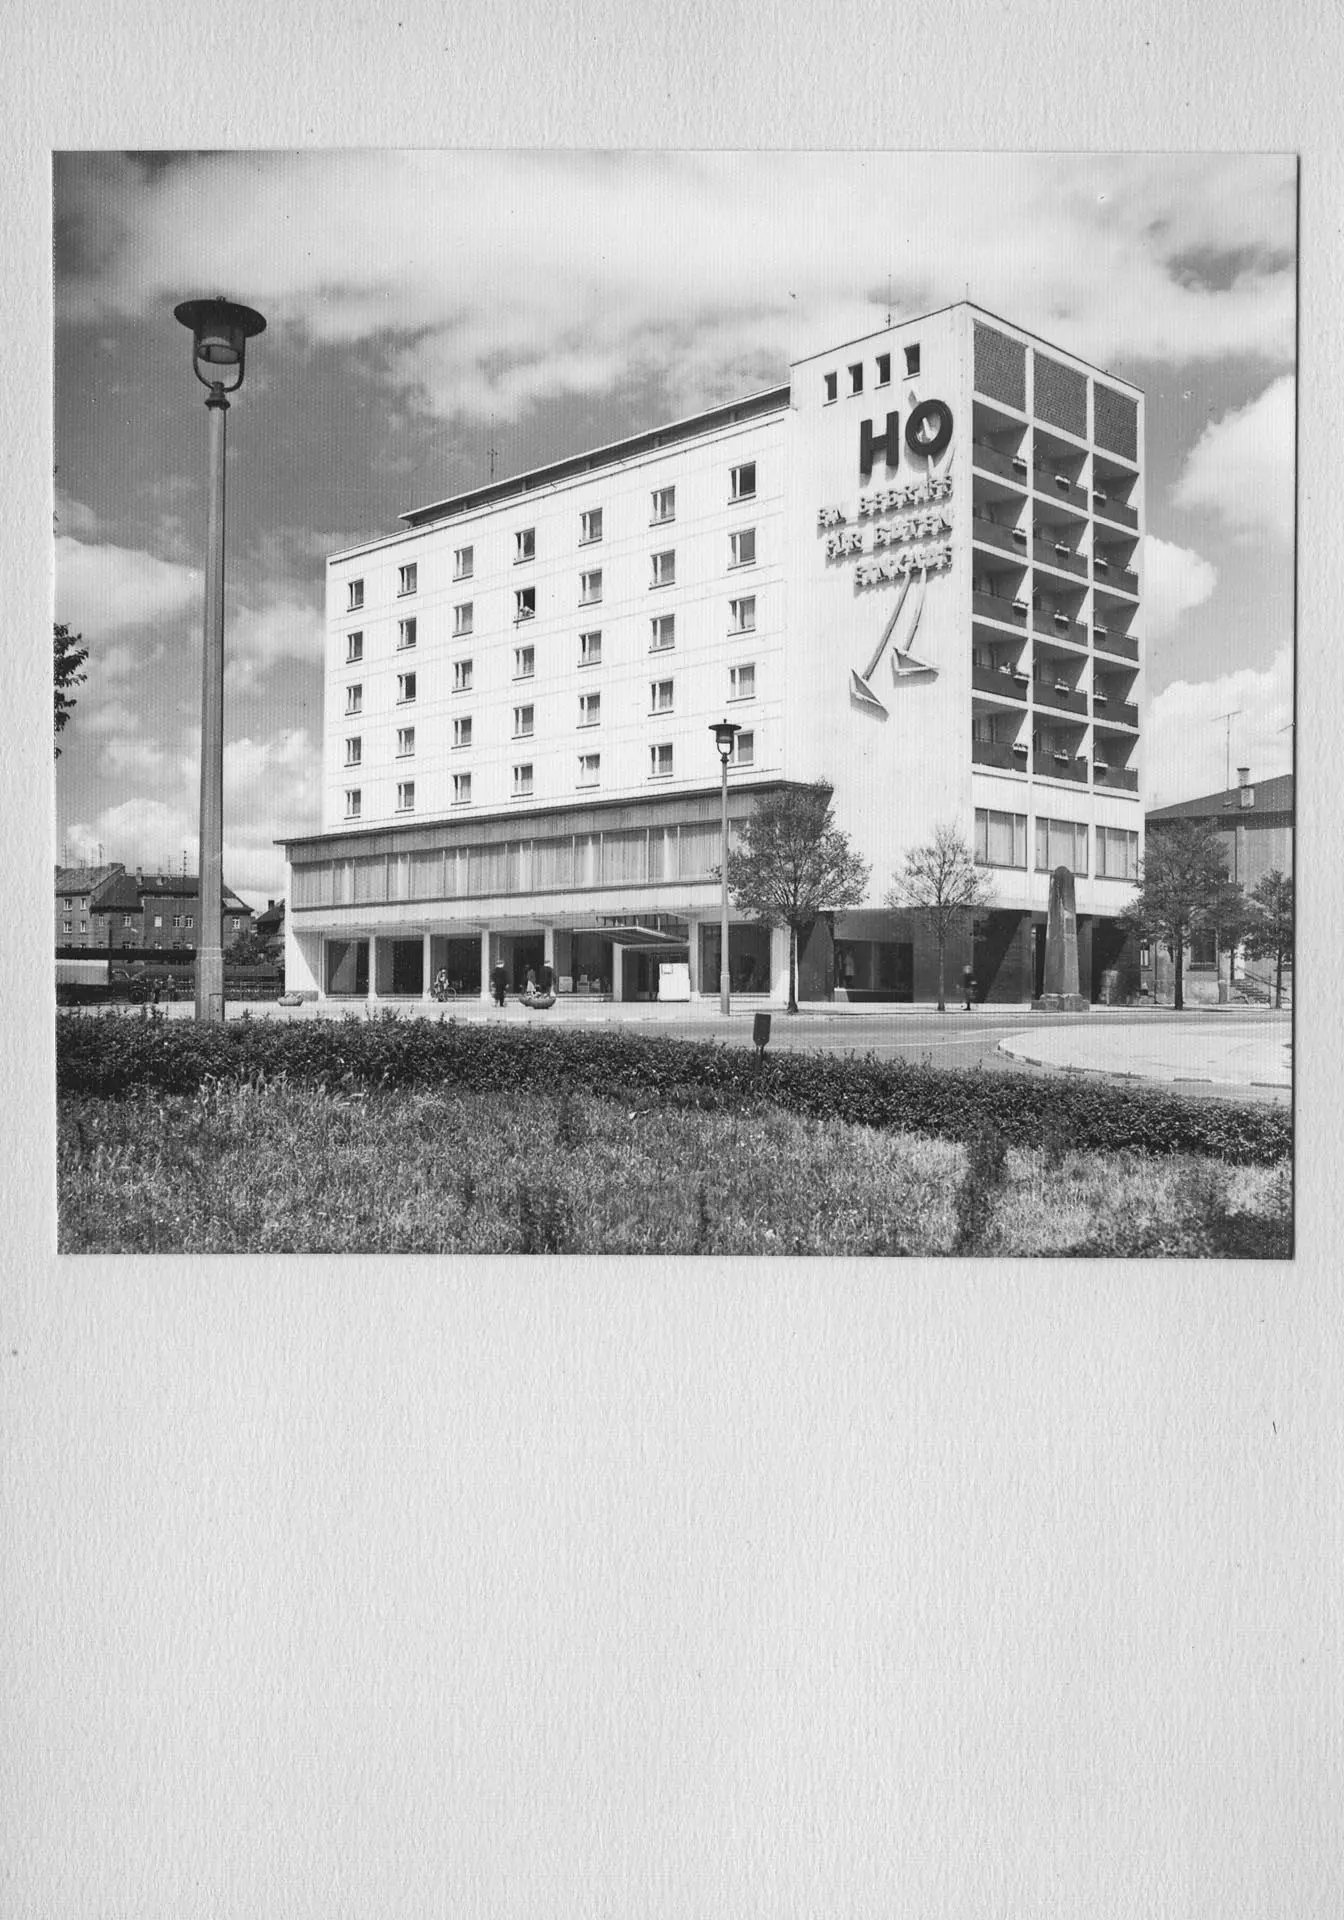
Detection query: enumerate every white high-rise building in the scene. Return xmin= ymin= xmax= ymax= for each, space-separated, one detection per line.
xmin=282 ymin=301 xmax=1143 ymax=1004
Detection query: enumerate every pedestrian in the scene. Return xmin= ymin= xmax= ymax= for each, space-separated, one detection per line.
xmin=962 ymin=963 xmax=975 ymax=1011
xmin=490 ymin=959 xmax=508 ymax=1007
xmin=537 ymin=958 xmax=554 ymax=996
xmin=523 ymin=966 xmax=538 ymax=1001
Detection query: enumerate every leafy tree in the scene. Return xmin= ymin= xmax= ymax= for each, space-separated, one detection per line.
xmin=225 ymin=929 xmax=272 ymax=967
xmin=887 ymin=824 xmax=994 ymax=1012
xmin=54 ymin=622 xmax=88 ymax=756
xmin=725 ymin=780 xmax=870 ymax=1012
xmin=1241 ymin=868 xmax=1294 ymax=1007
xmin=1122 ymin=818 xmax=1247 ymax=1011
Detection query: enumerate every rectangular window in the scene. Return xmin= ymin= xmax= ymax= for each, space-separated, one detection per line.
xmin=345 ymin=789 xmax=362 ymax=819
xmin=513 ymin=644 xmax=534 ymax=678
xmin=1034 ymin=816 xmax=1088 ymax=875
xmin=651 ymin=678 xmax=674 ymax=713
xmin=651 ymin=550 xmax=675 ymax=588
xmin=729 ymin=662 xmax=756 ymax=701
xmin=1097 ymin=825 xmax=1140 ymax=880
xmin=732 ymin=730 xmax=754 ymax=767
xmin=345 ymin=684 xmax=363 ymax=715
xmin=453 ymin=658 xmax=473 ymax=692
xmin=651 ymin=485 xmax=676 ymax=524
xmin=344 ymin=736 xmax=362 ymax=766
xmin=876 ymin=352 xmax=891 ymax=386
xmin=512 ymin=763 xmax=534 ymax=798
xmin=453 ymin=602 xmax=473 ymax=636
xmin=651 ymin=614 xmax=675 ymax=651
xmin=454 ymin=545 xmax=473 ymax=580
xmin=185 ymin=916 xmax=194 ymax=930
xmin=729 ymin=528 xmax=756 ymax=568
xmin=577 ymin=752 xmax=601 ymax=787
xmin=515 ymin=528 xmax=535 ymax=563
xmin=579 ymin=629 xmax=602 ymax=666
xmin=905 ymin=343 xmax=921 ymax=377
xmin=345 ymin=631 xmax=363 ymax=663
xmin=62 ymin=919 xmax=71 ymax=933
xmin=824 ymin=370 xmax=838 ymax=403
xmin=578 ymin=692 xmax=600 ymax=727
xmin=730 ymin=461 xmax=757 ymax=501
xmin=650 ymin=742 xmax=673 ymax=779
xmin=849 ymin=363 xmax=864 ymax=395
xmin=730 ymin=595 xmax=756 ymax=633
xmin=514 ymin=585 xmax=535 ymax=622
xmin=396 ymin=726 xmax=415 ymax=758
xmin=63 ymin=898 xmax=73 ymax=910
xmin=396 ymin=781 xmax=415 ymax=813
xmin=153 ymin=915 xmax=162 ymax=929
xmin=397 ymin=617 xmax=417 ymax=650
xmin=974 ymin=807 xmax=1027 ymax=868
xmin=397 ymin=672 xmax=417 ymax=703
xmin=580 ymin=507 xmax=603 ymax=544
xmin=453 ymin=716 xmax=472 ymax=748
xmin=398 ymin=562 xmax=417 ymax=596
xmin=126 ymin=916 xmax=137 ymax=928
xmin=580 ymin=568 xmax=603 ymax=604
xmin=347 ymin=578 xmax=364 ymax=611
xmin=513 ymin=704 xmax=534 ymax=738
xmin=453 ymin=772 xmax=472 ymax=805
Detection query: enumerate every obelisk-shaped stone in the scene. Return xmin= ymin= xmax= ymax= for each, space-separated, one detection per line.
xmin=1035 ymin=865 xmax=1089 ymax=1011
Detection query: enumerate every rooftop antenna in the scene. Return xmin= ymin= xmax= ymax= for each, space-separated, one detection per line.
xmin=488 ymin=414 xmax=497 ymax=484
xmin=886 ymin=274 xmax=892 ymax=328
xmin=1215 ymin=708 xmax=1242 ymax=792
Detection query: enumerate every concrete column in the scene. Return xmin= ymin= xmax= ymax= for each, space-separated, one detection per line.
xmin=686 ymin=917 xmax=700 ymax=995
xmin=611 ymin=943 xmax=626 ymax=1002
xmin=543 ymin=925 xmax=556 ymax=968
xmin=367 ymin=934 xmax=380 ymax=1000
xmin=769 ymin=924 xmax=791 ymax=1005
xmin=479 ymin=927 xmax=492 ymax=1003
xmin=422 ymin=931 xmax=433 ymax=1000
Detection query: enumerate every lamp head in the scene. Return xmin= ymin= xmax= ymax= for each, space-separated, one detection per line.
xmin=174 ymin=296 xmax=267 ymax=393
xmin=711 ymin=718 xmax=741 ymax=762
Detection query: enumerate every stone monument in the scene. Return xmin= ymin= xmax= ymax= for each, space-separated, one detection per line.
xmin=1033 ymin=865 xmax=1090 ymax=1011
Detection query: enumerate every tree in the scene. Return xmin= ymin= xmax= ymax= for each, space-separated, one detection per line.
xmin=1241 ymin=868 xmax=1294 ymax=1007
xmin=54 ymin=622 xmax=88 ymax=756
xmin=225 ymin=929 xmax=272 ymax=968
xmin=724 ymin=781 xmax=870 ymax=1012
xmin=887 ymin=824 xmax=994 ymax=1012
xmin=1121 ymin=818 xmax=1247 ymax=1011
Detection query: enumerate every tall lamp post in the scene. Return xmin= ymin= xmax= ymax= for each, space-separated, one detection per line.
xmin=174 ymin=297 xmax=266 ymax=1023
xmin=710 ymin=719 xmax=740 ymax=1015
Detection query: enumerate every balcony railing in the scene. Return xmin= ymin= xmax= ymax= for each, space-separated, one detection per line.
xmin=973 ymin=664 xmax=1028 ymax=701
xmin=1093 ymin=628 xmax=1140 ymax=662
xmin=1093 ymin=764 xmax=1140 ymax=792
xmin=1034 ymin=753 xmax=1088 ymax=784
xmin=1092 ymin=493 xmax=1138 ymax=531
xmin=1094 ymin=560 xmax=1139 ymax=596
xmin=1032 ymin=538 xmax=1087 ymax=577
xmin=1033 ymin=681 xmax=1089 ymax=717
xmin=972 ymin=516 xmax=1026 ymax=556
xmin=972 ymin=589 xmax=1027 ymax=627
xmin=1032 ymin=464 xmax=1088 ymax=508
xmin=1030 ymin=606 xmax=1088 ymax=646
xmin=972 ymin=739 xmax=1028 ymax=773
xmin=972 ymin=441 xmax=1028 ymax=485
xmin=1093 ymin=698 xmax=1139 ymax=728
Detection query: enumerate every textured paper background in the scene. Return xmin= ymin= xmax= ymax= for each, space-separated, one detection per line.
xmin=4 ymin=3 xmax=1341 ymax=1914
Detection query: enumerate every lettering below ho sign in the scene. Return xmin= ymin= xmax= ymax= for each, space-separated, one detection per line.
xmin=859 ymin=399 xmax=954 ymax=481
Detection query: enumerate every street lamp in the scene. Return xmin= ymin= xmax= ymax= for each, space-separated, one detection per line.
xmin=710 ymin=719 xmax=741 ymax=1015
xmin=174 ymin=296 xmax=266 ymax=1023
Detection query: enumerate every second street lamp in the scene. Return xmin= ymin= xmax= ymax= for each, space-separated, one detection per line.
xmin=710 ymin=719 xmax=740 ymax=1016
xmin=173 ymin=295 xmax=266 ymax=1024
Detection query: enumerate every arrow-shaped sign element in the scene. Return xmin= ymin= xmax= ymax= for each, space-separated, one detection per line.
xmin=849 ymin=572 xmax=913 ymax=714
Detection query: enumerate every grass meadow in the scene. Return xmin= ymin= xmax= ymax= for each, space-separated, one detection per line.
xmin=58 ymin=1078 xmax=1292 ymax=1258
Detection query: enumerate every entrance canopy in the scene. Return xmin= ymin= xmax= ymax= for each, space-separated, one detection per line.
xmin=587 ymin=922 xmax=689 ymax=949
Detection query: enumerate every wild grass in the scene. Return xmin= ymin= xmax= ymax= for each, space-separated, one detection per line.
xmin=58 ymin=1079 xmax=1291 ymax=1258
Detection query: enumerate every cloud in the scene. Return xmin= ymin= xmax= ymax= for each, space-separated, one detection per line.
xmin=1171 ymin=376 xmax=1295 ymax=543
xmin=55 ymin=533 xmax=200 ymax=637
xmin=1143 ymin=535 xmax=1218 ymax=641
xmin=224 ymin=595 xmax=322 ymax=693
xmin=56 ymin=152 xmax=1296 ymax=429
xmin=1145 ymin=647 xmax=1292 ymax=808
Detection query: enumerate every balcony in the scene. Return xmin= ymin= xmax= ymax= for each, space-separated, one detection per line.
xmin=1033 ymin=680 xmax=1089 ymax=717
xmin=1034 ymin=752 xmax=1088 ymax=785
xmin=1093 ymin=764 xmax=1140 ymax=793
xmin=973 ymin=664 xmax=1028 ymax=701
xmin=972 ymin=739 xmax=1028 ymax=773
xmin=1032 ymin=537 xmax=1087 ymax=578
xmin=1033 ymin=464 xmax=1088 ymax=509
xmin=1092 ymin=492 xmax=1138 ymax=531
xmin=972 ymin=516 xmax=1027 ymax=556
xmin=1093 ymin=627 xmax=1139 ymax=663
xmin=1093 ymin=697 xmax=1139 ymax=728
xmin=1030 ymin=606 xmax=1088 ymax=647
xmin=972 ymin=589 xmax=1026 ymax=628
xmin=972 ymin=441 xmax=1028 ymax=486
xmin=1094 ymin=556 xmax=1139 ymax=595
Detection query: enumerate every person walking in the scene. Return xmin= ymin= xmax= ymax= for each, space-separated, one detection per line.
xmin=489 ymin=959 xmax=508 ymax=1007
xmin=537 ymin=958 xmax=554 ymax=996
xmin=961 ymin=963 xmax=975 ymax=1011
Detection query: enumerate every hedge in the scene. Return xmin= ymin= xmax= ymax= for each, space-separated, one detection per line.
xmin=55 ymin=1010 xmax=1292 ymax=1165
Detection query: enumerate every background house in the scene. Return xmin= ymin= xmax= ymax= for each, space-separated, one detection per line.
xmin=55 ymin=864 xmax=253 ymax=952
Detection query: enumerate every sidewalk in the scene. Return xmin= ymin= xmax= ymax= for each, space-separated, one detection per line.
xmin=997 ymin=1021 xmax=1291 ymax=1091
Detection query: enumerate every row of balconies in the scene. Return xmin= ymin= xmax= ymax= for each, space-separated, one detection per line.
xmin=970 ymin=738 xmax=1139 ymax=789
xmin=971 ymin=513 xmax=1138 ymax=593
xmin=970 ymin=436 xmax=1139 ymax=531
xmin=970 ymin=663 xmax=1139 ymax=727
xmin=972 ymin=590 xmax=1140 ymax=661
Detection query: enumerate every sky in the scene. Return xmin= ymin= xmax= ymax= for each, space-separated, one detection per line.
xmin=53 ymin=151 xmax=1295 ymax=906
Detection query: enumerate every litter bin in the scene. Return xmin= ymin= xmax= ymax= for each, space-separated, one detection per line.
xmin=752 ymin=1012 xmax=771 ymax=1053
